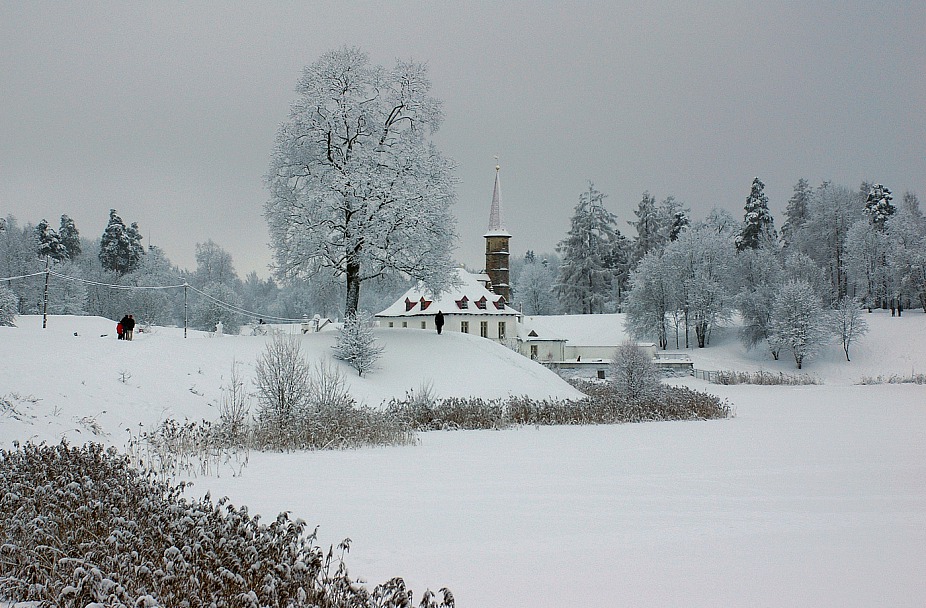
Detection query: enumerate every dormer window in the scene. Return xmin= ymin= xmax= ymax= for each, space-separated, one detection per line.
xmin=419 ymin=297 xmax=432 ymax=311
xmin=494 ymin=297 xmax=506 ymax=310
xmin=475 ymin=296 xmax=487 ymax=310
xmin=456 ymin=296 xmax=469 ymax=310
xmin=405 ymin=298 xmax=416 ymax=312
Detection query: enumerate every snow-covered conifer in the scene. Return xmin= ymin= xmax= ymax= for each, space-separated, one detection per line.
xmin=35 ymin=219 xmax=67 ymax=261
xmin=864 ymin=183 xmax=895 ymax=230
xmin=629 ymin=191 xmax=662 ymax=260
xmin=58 ymin=214 xmax=81 ymax=259
xmin=99 ymin=209 xmax=144 ymax=275
xmin=735 ymin=177 xmax=777 ymax=251
xmin=780 ymin=178 xmax=812 ymax=248
xmin=556 ymin=183 xmax=628 ymax=314
xmin=333 ymin=310 xmax=384 ymax=376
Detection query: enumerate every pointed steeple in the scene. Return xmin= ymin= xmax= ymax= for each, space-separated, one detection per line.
xmin=483 ymin=162 xmax=512 ymax=301
xmin=484 ymin=164 xmax=512 ymax=238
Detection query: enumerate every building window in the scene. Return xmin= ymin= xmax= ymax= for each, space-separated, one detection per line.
xmin=480 ymin=321 xmax=488 ymax=338
xmin=388 ymin=322 xmax=394 ymax=328
xmin=402 ymin=321 xmax=407 ymax=328
xmin=461 ymin=321 xmax=469 ymax=334
xmin=530 ymin=345 xmax=538 ymax=359
xmin=498 ymin=322 xmax=506 ymax=340
xmin=421 ymin=321 xmax=427 ymax=329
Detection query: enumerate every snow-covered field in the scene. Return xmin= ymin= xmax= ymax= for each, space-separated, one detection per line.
xmin=2 ymin=312 xmax=925 ymax=607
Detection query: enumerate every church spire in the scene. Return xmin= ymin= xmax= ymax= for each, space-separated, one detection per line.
xmin=483 ymin=161 xmax=511 ymax=301
xmin=484 ymin=162 xmax=512 ymax=238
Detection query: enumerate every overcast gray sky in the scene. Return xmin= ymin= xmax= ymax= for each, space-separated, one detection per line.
xmin=2 ymin=1 xmax=924 ymax=278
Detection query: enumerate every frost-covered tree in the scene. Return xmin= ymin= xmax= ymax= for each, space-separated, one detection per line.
xmin=610 ymin=341 xmax=662 ymax=402
xmin=770 ymin=280 xmax=828 ymax=369
xmin=265 ymin=47 xmax=457 ymax=318
xmin=513 ymin=256 xmax=558 ymax=315
xmin=123 ymin=246 xmax=184 ymax=326
xmin=886 ymin=203 xmax=926 ymax=312
xmin=830 ymin=296 xmax=868 ymax=361
xmin=34 ymin=219 xmax=67 ymax=261
xmin=0 ymin=286 xmax=17 ymax=326
xmin=864 ymin=183 xmax=895 ymax=230
xmin=672 ymin=222 xmax=736 ymax=348
xmin=99 ymin=209 xmax=144 ymax=275
xmin=556 ymin=183 xmax=628 ymax=314
xmin=845 ymin=219 xmax=890 ymax=309
xmin=0 ymin=216 xmax=43 ymax=314
xmin=47 ymin=261 xmax=88 ymax=315
xmin=790 ymin=182 xmax=865 ymax=302
xmin=735 ymin=177 xmax=777 ymax=251
xmin=58 ymin=214 xmax=81 ymax=260
xmin=623 ymin=251 xmax=674 ymax=349
xmin=781 ymin=178 xmax=812 ymax=248
xmin=192 ymin=281 xmax=244 ymax=334
xmin=333 ymin=310 xmax=384 ymax=376
xmin=734 ymin=246 xmax=784 ymax=358
xmin=192 ymin=240 xmax=240 ymax=290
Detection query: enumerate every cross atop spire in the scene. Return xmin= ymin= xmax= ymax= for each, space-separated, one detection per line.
xmin=484 ymin=161 xmax=512 ymax=237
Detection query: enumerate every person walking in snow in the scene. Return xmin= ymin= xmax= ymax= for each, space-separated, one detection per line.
xmin=125 ymin=314 xmax=136 ymax=340
xmin=119 ymin=314 xmax=130 ymax=340
xmin=435 ymin=310 xmax=444 ymax=335
xmin=116 ymin=320 xmax=124 ymax=340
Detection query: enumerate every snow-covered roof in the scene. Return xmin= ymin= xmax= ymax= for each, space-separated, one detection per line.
xmin=521 ymin=314 xmax=631 ymax=346
xmin=376 ymin=268 xmax=520 ymax=318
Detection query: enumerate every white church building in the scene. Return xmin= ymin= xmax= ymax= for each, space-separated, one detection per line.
xmin=376 ymin=165 xmax=667 ymax=371
xmin=375 ymin=266 xmax=520 ymax=341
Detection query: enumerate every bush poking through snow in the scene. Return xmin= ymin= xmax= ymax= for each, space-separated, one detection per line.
xmin=712 ymin=370 xmax=821 ymax=385
xmin=254 ymin=333 xmax=313 ymax=446
xmin=0 ymin=441 xmax=453 ymax=608
xmin=387 ymin=382 xmax=731 ymax=430
xmin=0 ymin=286 xmax=16 ymax=326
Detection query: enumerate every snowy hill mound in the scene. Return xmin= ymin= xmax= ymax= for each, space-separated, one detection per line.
xmin=0 ymin=315 xmax=583 ymax=448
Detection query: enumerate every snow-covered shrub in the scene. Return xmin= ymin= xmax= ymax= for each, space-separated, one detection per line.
xmin=0 ymin=285 xmax=17 ymax=326
xmin=217 ymin=359 xmax=250 ymax=439
xmin=387 ymin=381 xmax=731 ymax=430
xmin=254 ymin=333 xmax=312 ymax=446
xmin=0 ymin=441 xmax=451 ymax=608
xmin=333 ymin=310 xmax=384 ymax=376
xmin=609 ymin=341 xmax=663 ymax=402
xmin=712 ymin=370 xmax=821 ymax=385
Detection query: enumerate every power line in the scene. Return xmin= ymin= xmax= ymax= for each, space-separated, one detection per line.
xmin=8 ymin=267 xmax=314 ymax=325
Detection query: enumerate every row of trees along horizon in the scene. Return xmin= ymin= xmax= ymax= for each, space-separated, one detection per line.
xmin=2 ymin=177 xmax=923 ymax=339
xmin=2 ymin=48 xmax=925 ymax=350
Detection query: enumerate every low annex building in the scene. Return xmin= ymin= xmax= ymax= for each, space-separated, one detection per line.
xmin=376 ymin=267 xmax=520 ymax=341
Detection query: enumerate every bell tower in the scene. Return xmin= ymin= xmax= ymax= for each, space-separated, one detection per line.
xmin=483 ymin=164 xmax=511 ymax=301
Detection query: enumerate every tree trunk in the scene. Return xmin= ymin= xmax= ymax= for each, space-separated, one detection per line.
xmin=345 ymin=260 xmax=361 ymax=318
xmin=696 ymin=321 xmax=707 ymax=348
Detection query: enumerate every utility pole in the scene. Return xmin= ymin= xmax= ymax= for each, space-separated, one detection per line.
xmin=42 ymin=257 xmax=50 ymax=329
xmin=183 ymin=283 xmax=188 ymax=338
